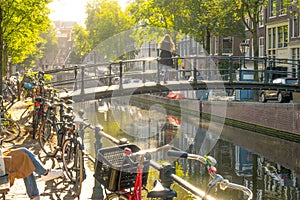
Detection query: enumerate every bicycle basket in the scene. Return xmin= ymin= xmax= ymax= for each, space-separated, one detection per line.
xmin=94 ymin=144 xmax=151 ymax=192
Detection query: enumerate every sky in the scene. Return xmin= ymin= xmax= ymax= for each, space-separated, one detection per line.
xmin=48 ymin=0 xmax=128 ymax=25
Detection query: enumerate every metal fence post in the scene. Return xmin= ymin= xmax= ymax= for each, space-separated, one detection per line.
xmin=175 ymin=56 xmax=179 ymax=81
xmin=229 ymin=56 xmax=233 ymax=83
xmin=109 ymin=64 xmax=112 ymax=86
xmin=81 ymin=66 xmax=85 ymax=94
xmin=142 ymin=60 xmax=146 ymax=83
xmin=157 ymin=49 xmax=161 ymax=84
xmin=193 ymin=59 xmax=197 ymax=83
xmin=119 ymin=61 xmax=123 ymax=89
xmin=264 ymin=57 xmax=267 ymax=84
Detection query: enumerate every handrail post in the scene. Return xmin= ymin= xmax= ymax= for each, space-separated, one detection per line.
xmin=157 ymin=49 xmax=161 ymax=84
xmin=264 ymin=57 xmax=268 ymax=84
xmin=119 ymin=61 xmax=123 ymax=89
xmin=81 ymin=65 xmax=85 ymax=94
xmin=175 ymin=56 xmax=179 ymax=81
xmin=229 ymin=56 xmax=233 ymax=83
xmin=142 ymin=60 xmax=146 ymax=83
xmin=193 ymin=59 xmax=197 ymax=84
xmin=109 ymin=64 xmax=112 ymax=86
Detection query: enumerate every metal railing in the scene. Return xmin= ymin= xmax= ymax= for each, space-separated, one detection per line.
xmin=42 ymin=56 xmax=300 ymax=95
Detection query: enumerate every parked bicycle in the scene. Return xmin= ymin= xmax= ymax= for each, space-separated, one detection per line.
xmin=61 ymin=110 xmax=90 ymax=197
xmin=39 ymin=97 xmax=74 ymax=156
xmin=167 ymin=150 xmax=253 ymax=200
xmin=0 ymin=96 xmax=20 ymax=142
xmin=95 ymin=144 xmax=177 ymax=200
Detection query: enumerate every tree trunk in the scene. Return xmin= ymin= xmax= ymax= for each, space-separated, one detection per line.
xmin=0 ymin=6 xmax=3 ymax=95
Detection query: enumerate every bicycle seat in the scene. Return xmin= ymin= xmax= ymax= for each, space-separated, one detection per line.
xmin=147 ymin=180 xmax=177 ymax=199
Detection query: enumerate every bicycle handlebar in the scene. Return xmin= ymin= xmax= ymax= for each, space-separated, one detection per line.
xmin=167 ymin=150 xmax=253 ymax=200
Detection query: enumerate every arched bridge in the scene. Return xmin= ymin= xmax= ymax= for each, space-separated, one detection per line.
xmin=42 ymin=56 xmax=300 ymax=101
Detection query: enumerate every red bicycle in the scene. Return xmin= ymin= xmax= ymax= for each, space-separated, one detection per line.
xmin=95 ymin=144 xmax=172 ymax=200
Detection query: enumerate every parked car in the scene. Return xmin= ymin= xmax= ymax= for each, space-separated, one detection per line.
xmin=260 ymin=77 xmax=298 ymax=103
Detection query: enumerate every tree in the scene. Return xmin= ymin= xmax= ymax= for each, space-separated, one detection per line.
xmin=85 ymin=0 xmax=133 ymax=48
xmin=71 ymin=24 xmax=91 ymax=63
xmin=0 ymin=0 xmax=51 ymax=92
xmin=128 ymin=0 xmax=185 ymax=48
xmin=234 ymin=0 xmax=268 ymax=101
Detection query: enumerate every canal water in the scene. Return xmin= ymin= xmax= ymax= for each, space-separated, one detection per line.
xmin=77 ymin=99 xmax=299 ymax=200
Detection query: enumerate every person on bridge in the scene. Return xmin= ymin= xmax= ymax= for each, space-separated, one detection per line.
xmin=158 ymin=34 xmax=175 ymax=84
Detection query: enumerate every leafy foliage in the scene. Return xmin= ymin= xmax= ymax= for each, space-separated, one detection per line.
xmin=1 ymin=0 xmax=52 ymax=64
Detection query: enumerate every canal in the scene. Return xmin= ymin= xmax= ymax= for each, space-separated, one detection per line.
xmin=77 ymin=98 xmax=300 ymax=200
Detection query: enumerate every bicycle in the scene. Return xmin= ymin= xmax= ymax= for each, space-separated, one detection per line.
xmin=95 ymin=144 xmax=173 ymax=200
xmin=39 ymin=97 xmax=74 ymax=157
xmin=61 ymin=110 xmax=89 ymax=197
xmin=167 ymin=150 xmax=253 ymax=200
xmin=0 ymin=96 xmax=21 ymax=142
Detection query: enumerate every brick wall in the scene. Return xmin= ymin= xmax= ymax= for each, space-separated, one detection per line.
xmin=202 ymin=101 xmax=300 ymax=135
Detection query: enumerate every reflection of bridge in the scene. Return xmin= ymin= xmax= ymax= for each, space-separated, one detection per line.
xmin=43 ymin=56 xmax=300 ymax=100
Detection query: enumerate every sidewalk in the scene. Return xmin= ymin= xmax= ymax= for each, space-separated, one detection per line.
xmin=2 ymin=130 xmax=102 ymax=200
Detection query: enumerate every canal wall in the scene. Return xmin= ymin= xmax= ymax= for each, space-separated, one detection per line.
xmin=132 ymin=94 xmax=300 ymax=142
xmin=202 ymin=101 xmax=300 ymax=135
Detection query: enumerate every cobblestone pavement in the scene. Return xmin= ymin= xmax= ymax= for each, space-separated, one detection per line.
xmin=2 ymin=129 xmax=104 ymax=200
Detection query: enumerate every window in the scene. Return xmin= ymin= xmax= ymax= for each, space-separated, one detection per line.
xmin=291 ymin=48 xmax=300 ymax=77
xmin=292 ymin=13 xmax=299 ymax=37
xmin=277 ymin=26 xmax=288 ymax=48
xmin=268 ymin=28 xmax=272 ymax=49
xmin=259 ymin=7 xmax=264 ymax=27
xmin=278 ymin=27 xmax=283 ymax=48
xmin=269 ymin=0 xmax=277 ymax=17
xmin=272 ymin=27 xmax=276 ymax=48
xmin=215 ymin=37 xmax=219 ymax=55
xmin=278 ymin=0 xmax=287 ymax=15
xmin=222 ymin=37 xmax=233 ymax=54
xmin=259 ymin=37 xmax=264 ymax=57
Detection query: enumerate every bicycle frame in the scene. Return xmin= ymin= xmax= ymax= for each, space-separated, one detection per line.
xmin=167 ymin=150 xmax=253 ymax=200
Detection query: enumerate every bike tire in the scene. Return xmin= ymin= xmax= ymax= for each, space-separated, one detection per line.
xmin=1 ymin=117 xmax=21 ymax=142
xmin=62 ymin=139 xmax=84 ymax=197
xmin=105 ymin=193 xmax=129 ymax=200
xmin=39 ymin=121 xmax=58 ymax=157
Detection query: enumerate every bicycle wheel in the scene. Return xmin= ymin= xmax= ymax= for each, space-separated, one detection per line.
xmin=105 ymin=193 xmax=129 ymax=200
xmin=39 ymin=121 xmax=58 ymax=156
xmin=0 ymin=117 xmax=21 ymax=142
xmin=62 ymin=139 xmax=84 ymax=196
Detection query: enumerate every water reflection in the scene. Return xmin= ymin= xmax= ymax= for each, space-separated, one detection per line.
xmin=77 ymin=100 xmax=300 ymax=200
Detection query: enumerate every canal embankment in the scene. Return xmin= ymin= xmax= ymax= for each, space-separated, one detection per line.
xmin=131 ymin=94 xmax=300 ymax=143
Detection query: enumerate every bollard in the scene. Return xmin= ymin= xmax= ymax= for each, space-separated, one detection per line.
xmin=92 ymin=125 xmax=104 ymax=199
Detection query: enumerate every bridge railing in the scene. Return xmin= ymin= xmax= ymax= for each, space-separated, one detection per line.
xmin=44 ymin=55 xmax=300 ymax=93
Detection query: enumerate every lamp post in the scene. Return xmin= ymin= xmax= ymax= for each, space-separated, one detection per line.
xmin=239 ymin=41 xmax=249 ymax=69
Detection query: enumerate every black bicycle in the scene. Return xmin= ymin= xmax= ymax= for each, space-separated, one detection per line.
xmin=61 ymin=110 xmax=89 ymax=197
